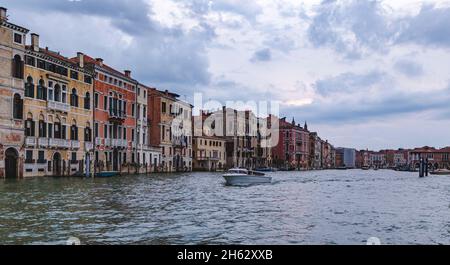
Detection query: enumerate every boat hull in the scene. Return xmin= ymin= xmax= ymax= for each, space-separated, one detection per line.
xmin=430 ymin=171 xmax=450 ymax=176
xmin=223 ymin=175 xmax=272 ymax=186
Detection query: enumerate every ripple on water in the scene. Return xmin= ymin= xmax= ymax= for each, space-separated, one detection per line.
xmin=1 ymin=170 xmax=450 ymax=244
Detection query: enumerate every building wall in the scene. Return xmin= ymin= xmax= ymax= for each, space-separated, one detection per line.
xmin=22 ymin=50 xmax=94 ymax=177
xmin=89 ymin=64 xmax=137 ymax=173
xmin=192 ymin=136 xmax=226 ymax=171
xmin=0 ymin=15 xmax=29 ymax=178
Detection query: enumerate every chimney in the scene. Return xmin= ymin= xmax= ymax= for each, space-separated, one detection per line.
xmin=96 ymin=58 xmax=103 ymax=66
xmin=124 ymin=70 xmax=131 ymax=77
xmin=0 ymin=7 xmax=7 ymax=21
xmin=77 ymin=52 xmax=84 ymax=68
xmin=31 ymin=33 xmax=39 ymax=52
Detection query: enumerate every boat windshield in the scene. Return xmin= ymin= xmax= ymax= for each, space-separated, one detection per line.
xmin=229 ymin=169 xmax=248 ymax=174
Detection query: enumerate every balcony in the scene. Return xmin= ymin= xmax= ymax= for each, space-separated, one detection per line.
xmin=49 ymin=138 xmax=70 ymax=149
xmin=104 ymin=138 xmax=112 ymax=147
xmin=95 ymin=138 xmax=102 ymax=146
xmin=71 ymin=140 xmax=80 ymax=149
xmin=25 ymin=137 xmax=37 ymax=147
xmin=48 ymin=101 xmax=70 ymax=113
xmin=38 ymin=138 xmax=49 ymax=148
xmin=111 ymin=139 xmax=127 ymax=149
xmin=85 ymin=142 xmax=93 ymax=151
xmin=108 ymin=108 xmax=126 ymax=123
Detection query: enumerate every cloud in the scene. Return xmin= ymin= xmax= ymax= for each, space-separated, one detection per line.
xmin=394 ymin=59 xmax=424 ymax=77
xmin=307 ymin=0 xmax=394 ymax=59
xmin=315 ymin=70 xmax=388 ymax=96
xmin=250 ymin=48 xmax=272 ymax=62
xmin=3 ymin=0 xmax=213 ymax=90
xmin=396 ymin=4 xmax=450 ymax=48
xmin=307 ymin=1 xmax=450 ymax=59
xmin=286 ymin=75 xmax=450 ymax=124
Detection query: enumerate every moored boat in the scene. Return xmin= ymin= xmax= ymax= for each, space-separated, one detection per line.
xmin=430 ymin=169 xmax=450 ymax=176
xmin=95 ymin=171 xmax=120 ymax=178
xmin=223 ymin=168 xmax=272 ymax=186
xmin=362 ymin=166 xmax=370 ymax=170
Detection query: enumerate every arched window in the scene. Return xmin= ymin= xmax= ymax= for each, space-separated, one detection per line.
xmin=25 ymin=76 xmax=34 ymax=98
xmin=70 ymin=88 xmax=78 ymax=107
xmin=25 ymin=113 xmax=35 ymax=137
xmin=38 ymin=115 xmax=47 ymax=138
xmin=12 ymin=55 xmax=24 ymax=79
xmin=54 ymin=84 xmax=61 ymax=102
xmin=37 ymin=79 xmax=47 ymax=100
xmin=70 ymin=123 xmax=78 ymax=141
xmin=84 ymin=92 xmax=90 ymax=110
xmin=84 ymin=124 xmax=92 ymax=142
xmin=13 ymin=94 xmax=23 ymax=120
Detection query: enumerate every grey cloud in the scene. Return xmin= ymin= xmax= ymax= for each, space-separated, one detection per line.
xmin=3 ymin=0 xmax=213 ymax=89
xmin=284 ymin=86 xmax=450 ymax=124
xmin=394 ymin=59 xmax=424 ymax=77
xmin=251 ymin=48 xmax=272 ymax=62
xmin=308 ymin=1 xmax=450 ymax=59
xmin=308 ymin=0 xmax=394 ymax=59
xmin=315 ymin=71 xmax=388 ymax=96
xmin=397 ymin=4 xmax=450 ymax=48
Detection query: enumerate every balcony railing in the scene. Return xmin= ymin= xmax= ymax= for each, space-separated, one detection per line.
xmin=104 ymin=138 xmax=112 ymax=147
xmin=111 ymin=139 xmax=128 ymax=148
xmin=49 ymin=138 xmax=70 ymax=149
xmin=25 ymin=137 xmax=37 ymax=147
xmin=109 ymin=108 xmax=126 ymax=121
xmin=48 ymin=101 xmax=70 ymax=112
xmin=71 ymin=140 xmax=80 ymax=149
xmin=85 ymin=142 xmax=93 ymax=151
xmin=95 ymin=138 xmax=102 ymax=146
xmin=38 ymin=138 xmax=49 ymax=147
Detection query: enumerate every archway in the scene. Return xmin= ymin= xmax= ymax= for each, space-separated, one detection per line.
xmin=5 ymin=148 xmax=19 ymax=179
xmin=53 ymin=152 xmax=62 ymax=176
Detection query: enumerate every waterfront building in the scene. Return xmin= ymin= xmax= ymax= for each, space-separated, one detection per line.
xmin=369 ymin=152 xmax=386 ymax=168
xmin=22 ymin=36 xmax=95 ymax=177
xmin=272 ymin=118 xmax=310 ymax=170
xmin=136 ymin=83 xmax=161 ymax=173
xmin=336 ymin=148 xmax=356 ymax=169
xmin=409 ymin=146 xmax=450 ymax=170
xmin=309 ymin=132 xmax=323 ymax=170
xmin=256 ymin=116 xmax=273 ymax=168
xmin=321 ymin=140 xmax=334 ymax=169
xmin=0 ymin=7 xmax=29 ymax=178
xmin=148 ymin=89 xmax=192 ymax=172
xmin=192 ymin=136 xmax=226 ymax=171
xmin=71 ymin=55 xmax=137 ymax=173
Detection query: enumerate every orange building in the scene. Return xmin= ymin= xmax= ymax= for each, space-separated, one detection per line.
xmin=72 ymin=55 xmax=137 ymax=173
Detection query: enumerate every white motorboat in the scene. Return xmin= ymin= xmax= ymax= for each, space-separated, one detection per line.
xmin=223 ymin=168 xmax=272 ymax=186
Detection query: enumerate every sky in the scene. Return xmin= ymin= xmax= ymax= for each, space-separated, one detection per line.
xmin=3 ymin=0 xmax=450 ymax=150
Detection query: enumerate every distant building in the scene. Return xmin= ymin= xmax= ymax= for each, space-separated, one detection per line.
xmin=272 ymin=118 xmax=310 ymax=170
xmin=336 ymin=148 xmax=356 ymax=169
xmin=192 ymin=136 xmax=226 ymax=171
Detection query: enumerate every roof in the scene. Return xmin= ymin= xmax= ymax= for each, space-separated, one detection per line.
xmin=71 ymin=54 xmax=136 ymax=82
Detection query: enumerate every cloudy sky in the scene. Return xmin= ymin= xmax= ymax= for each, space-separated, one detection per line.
xmin=3 ymin=0 xmax=450 ymax=150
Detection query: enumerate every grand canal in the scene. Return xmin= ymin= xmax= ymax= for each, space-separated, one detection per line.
xmin=1 ymin=170 xmax=449 ymax=245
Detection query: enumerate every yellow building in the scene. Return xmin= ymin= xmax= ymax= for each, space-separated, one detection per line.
xmin=192 ymin=136 xmax=226 ymax=171
xmin=22 ymin=34 xmax=94 ymax=177
xmin=0 ymin=7 xmax=29 ymax=178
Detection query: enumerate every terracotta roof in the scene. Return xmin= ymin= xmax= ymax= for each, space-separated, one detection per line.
xmin=71 ymin=54 xmax=135 ymax=81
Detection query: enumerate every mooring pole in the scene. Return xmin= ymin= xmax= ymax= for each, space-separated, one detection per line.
xmin=425 ymin=158 xmax=429 ymax=177
xmin=419 ymin=158 xmax=424 ymax=178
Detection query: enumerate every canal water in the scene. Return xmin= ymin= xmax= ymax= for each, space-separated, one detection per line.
xmin=1 ymin=170 xmax=449 ymax=245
